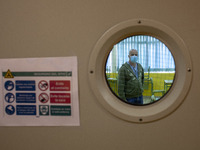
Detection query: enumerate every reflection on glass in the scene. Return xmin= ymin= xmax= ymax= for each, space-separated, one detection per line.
xmin=105 ymin=35 xmax=175 ymax=105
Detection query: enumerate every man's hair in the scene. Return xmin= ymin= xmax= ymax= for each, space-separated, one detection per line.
xmin=129 ymin=49 xmax=138 ymax=55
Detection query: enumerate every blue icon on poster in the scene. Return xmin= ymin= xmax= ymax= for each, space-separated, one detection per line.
xmin=5 ymin=93 xmax=15 ymax=103
xmin=4 ymin=80 xmax=14 ymax=91
xmin=15 ymin=80 xmax=35 ymax=91
xmin=16 ymin=105 xmax=36 ymax=115
xmin=5 ymin=105 xmax=15 ymax=115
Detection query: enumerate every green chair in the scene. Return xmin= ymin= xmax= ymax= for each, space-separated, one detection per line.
xmin=150 ymin=78 xmax=165 ymax=99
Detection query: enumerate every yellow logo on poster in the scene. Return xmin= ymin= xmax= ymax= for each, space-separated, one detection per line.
xmin=4 ymin=69 xmax=14 ymax=78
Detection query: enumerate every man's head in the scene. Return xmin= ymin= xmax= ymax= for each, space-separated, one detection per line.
xmin=128 ymin=49 xmax=138 ymax=63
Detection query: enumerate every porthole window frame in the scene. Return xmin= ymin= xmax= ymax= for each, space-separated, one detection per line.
xmin=104 ymin=35 xmax=177 ymax=106
xmin=88 ymin=19 xmax=192 ymax=123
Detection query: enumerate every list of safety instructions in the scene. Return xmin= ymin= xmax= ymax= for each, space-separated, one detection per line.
xmin=0 ymin=57 xmax=79 ymax=126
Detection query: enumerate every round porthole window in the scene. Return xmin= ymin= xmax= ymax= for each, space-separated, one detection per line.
xmin=105 ymin=35 xmax=176 ymax=106
xmin=88 ymin=19 xmax=192 ymax=123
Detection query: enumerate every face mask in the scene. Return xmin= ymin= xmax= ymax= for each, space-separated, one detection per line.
xmin=130 ymin=55 xmax=138 ymax=63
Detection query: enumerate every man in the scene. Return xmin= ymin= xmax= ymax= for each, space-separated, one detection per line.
xmin=118 ymin=49 xmax=144 ymax=105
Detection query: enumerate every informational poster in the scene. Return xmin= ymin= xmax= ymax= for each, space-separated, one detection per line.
xmin=0 ymin=56 xmax=80 ymax=126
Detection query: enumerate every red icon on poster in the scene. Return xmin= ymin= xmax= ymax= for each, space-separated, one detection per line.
xmin=50 ymin=93 xmax=71 ymax=104
xmin=38 ymin=80 xmax=48 ymax=91
xmin=50 ymin=80 xmax=70 ymax=91
xmin=39 ymin=93 xmax=49 ymax=103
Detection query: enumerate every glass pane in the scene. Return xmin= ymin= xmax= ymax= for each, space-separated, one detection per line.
xmin=105 ymin=35 xmax=175 ymax=106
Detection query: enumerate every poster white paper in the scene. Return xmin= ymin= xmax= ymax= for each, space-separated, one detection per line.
xmin=0 ymin=56 xmax=80 ymax=126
